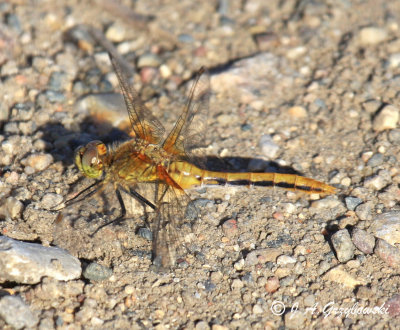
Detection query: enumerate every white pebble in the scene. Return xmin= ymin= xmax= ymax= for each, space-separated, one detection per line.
xmin=259 ymin=134 xmax=280 ymax=159
xmin=359 ymin=27 xmax=387 ymax=45
xmin=373 ymin=105 xmax=399 ymax=131
xmin=277 ymin=255 xmax=297 ymax=265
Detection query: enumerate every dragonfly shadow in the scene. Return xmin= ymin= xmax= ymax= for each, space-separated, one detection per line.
xmin=38 ymin=113 xmax=306 ymax=178
xmin=37 ymin=112 xmax=132 ymax=167
xmin=197 ymin=155 xmax=304 ymax=176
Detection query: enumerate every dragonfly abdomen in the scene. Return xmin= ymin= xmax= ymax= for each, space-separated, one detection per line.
xmin=169 ymin=161 xmax=336 ymax=194
xmin=204 ymin=171 xmax=336 ymax=194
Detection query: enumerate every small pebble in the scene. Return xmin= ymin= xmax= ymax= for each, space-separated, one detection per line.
xmin=252 ymin=31 xmax=278 ymax=51
xmin=286 ymin=46 xmax=307 ymax=59
xmin=388 ymin=129 xmax=400 ymax=144
xmin=389 ymin=53 xmax=400 ymax=68
xmin=210 ymin=271 xmax=223 ymax=283
xmin=3 ymin=196 xmax=24 ymax=219
xmin=44 ymin=90 xmax=66 ymax=103
xmin=359 ymin=26 xmax=388 ymax=45
xmin=264 ymin=276 xmax=280 ymax=293
xmin=234 ymin=259 xmax=244 ymax=271
xmin=304 ymin=294 xmax=316 ymax=307
xmin=346 ymin=259 xmax=361 ymax=268
xmin=3 ymin=122 xmax=19 ymax=134
xmin=355 ymin=202 xmax=373 ymax=221
xmin=12 ymin=102 xmax=34 ymax=120
xmin=362 ymin=100 xmax=381 ymax=113
xmin=386 ymin=295 xmax=400 ymax=317
xmin=356 ymin=286 xmax=373 ymax=300
xmin=345 ymin=196 xmax=362 ymax=211
xmin=91 ymin=317 xmax=104 ymax=326
xmin=0 ymin=102 xmax=9 ymax=122
xmin=137 ymin=53 xmax=161 ymax=68
xmin=178 ymin=33 xmax=194 ymax=43
xmin=241 ymin=123 xmax=252 ymax=131
xmin=1 ymin=60 xmax=18 ymax=76
xmin=195 ymin=321 xmax=211 ymax=330
xmin=245 ymin=248 xmax=281 ymax=265
xmin=284 ymin=310 xmax=306 ymax=328
xmin=22 ymin=153 xmax=53 ymax=172
xmin=361 ymin=151 xmax=373 ymax=163
xmin=294 ymin=245 xmax=307 ymax=256
xmin=280 ymin=275 xmax=295 ymax=286
xmin=212 ymin=325 xmax=228 ymax=330
xmin=204 ymin=280 xmax=216 ymax=292
xmin=0 ymin=295 xmax=38 ymax=329
xmin=65 ymin=25 xmax=95 ymax=52
xmin=259 ymin=134 xmax=280 ymax=159
xmin=124 ymin=285 xmax=135 ymax=295
xmin=323 ymin=265 xmax=365 ymax=288
xmin=276 ymin=255 xmax=297 ymax=265
xmin=242 ymin=272 xmax=253 ymax=282
xmin=250 ymin=100 xmax=264 ymax=111
xmin=252 ymin=304 xmax=263 ymax=314
xmin=48 ymin=71 xmax=69 ymax=92
xmin=351 ymin=228 xmax=375 ymax=254
xmin=280 ymin=202 xmax=296 ymax=214
xmin=4 ymin=170 xmax=19 ymax=184
xmin=231 ymin=278 xmax=243 ymax=290
xmin=216 ymin=113 xmax=233 ymax=125
xmin=370 ymin=211 xmax=400 ymax=245
xmin=331 ymin=229 xmax=355 ymax=262
xmin=219 ymin=16 xmax=235 ymax=26
xmin=1 ymin=139 xmax=15 ymax=154
xmin=372 ymin=105 xmax=399 ymax=132
xmin=159 ymin=64 xmax=172 ymax=78
xmin=221 ymin=219 xmax=238 ymax=238
xmin=363 ymin=173 xmax=388 ymax=191
xmin=40 ymin=193 xmax=63 ymax=210
xmin=83 ymin=262 xmax=113 ymax=281
xmin=288 ymin=105 xmax=307 ymax=118
xmin=374 ymin=238 xmax=400 ymax=268
xmin=138 ymin=227 xmax=153 ymax=241
xmin=19 ymin=121 xmax=36 ymax=135
xmin=310 ymin=196 xmax=341 ymax=209
xmin=75 ymin=93 xmax=126 ymax=131
xmin=367 ymin=153 xmax=384 ymax=167
xmin=105 ymin=22 xmax=127 ymax=42
xmin=6 ymin=13 xmax=21 ymax=32
xmin=140 ymin=67 xmax=158 ymax=84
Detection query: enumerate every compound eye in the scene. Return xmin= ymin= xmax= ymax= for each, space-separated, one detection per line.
xmin=83 ymin=148 xmax=99 ymax=167
xmin=74 ymin=140 xmax=106 ymax=179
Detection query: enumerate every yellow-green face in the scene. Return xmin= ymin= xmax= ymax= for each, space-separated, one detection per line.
xmin=74 ymin=140 xmax=107 ymax=179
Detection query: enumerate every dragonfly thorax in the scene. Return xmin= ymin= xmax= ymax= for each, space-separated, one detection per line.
xmin=143 ymin=143 xmax=171 ymax=167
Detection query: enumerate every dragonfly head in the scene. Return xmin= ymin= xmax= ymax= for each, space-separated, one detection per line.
xmin=74 ymin=140 xmax=107 ymax=179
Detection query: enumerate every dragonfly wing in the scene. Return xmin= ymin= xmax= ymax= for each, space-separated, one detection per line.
xmin=109 ymin=53 xmax=165 ymax=144
xmin=162 ymin=68 xmax=210 ymax=158
xmin=151 ymin=182 xmax=192 ymax=268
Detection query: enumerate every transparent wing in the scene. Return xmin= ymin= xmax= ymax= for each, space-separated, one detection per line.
xmin=162 ymin=67 xmax=210 ymax=158
xmin=109 ymin=52 xmax=165 ymax=144
xmin=150 ymin=181 xmax=192 ymax=269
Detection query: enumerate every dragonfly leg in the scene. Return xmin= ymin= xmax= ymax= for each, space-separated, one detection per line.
xmin=119 ymin=186 xmax=156 ymax=210
xmin=53 ymin=181 xmax=100 ymax=211
xmin=89 ymin=186 xmax=156 ymax=237
xmin=89 ymin=188 xmax=127 ymax=237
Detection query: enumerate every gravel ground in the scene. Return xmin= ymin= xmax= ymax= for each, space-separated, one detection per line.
xmin=1 ymin=0 xmax=400 ymax=329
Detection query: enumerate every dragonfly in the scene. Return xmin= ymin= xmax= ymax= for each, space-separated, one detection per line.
xmin=67 ymin=52 xmax=336 ymax=268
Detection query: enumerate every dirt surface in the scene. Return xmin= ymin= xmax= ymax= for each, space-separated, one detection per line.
xmin=1 ymin=0 xmax=400 ymax=328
